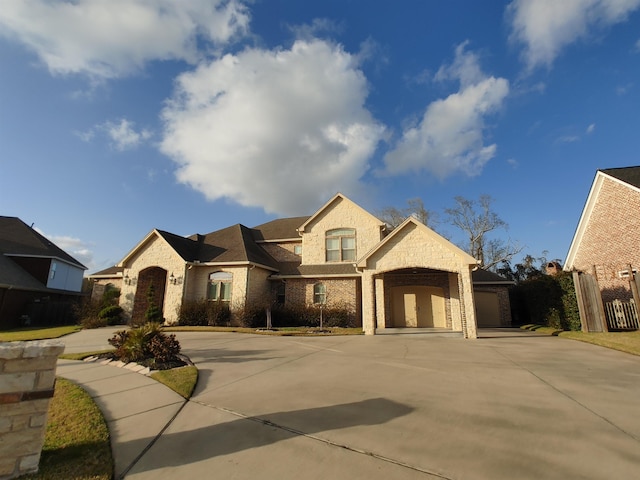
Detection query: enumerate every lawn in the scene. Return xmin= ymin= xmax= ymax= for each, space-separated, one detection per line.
xmin=151 ymin=366 xmax=198 ymax=398
xmin=21 ymin=378 xmax=113 ymax=480
xmin=0 ymin=325 xmax=81 ymax=342
xmin=521 ymin=325 xmax=640 ymax=356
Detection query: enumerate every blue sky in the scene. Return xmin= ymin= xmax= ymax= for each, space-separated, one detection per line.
xmin=1 ymin=0 xmax=640 ymax=273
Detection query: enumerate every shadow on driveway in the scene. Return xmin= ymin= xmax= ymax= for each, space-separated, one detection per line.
xmin=125 ymin=397 xmax=413 ymax=475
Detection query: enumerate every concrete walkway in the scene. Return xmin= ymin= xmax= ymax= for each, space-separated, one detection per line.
xmin=55 ymin=327 xmax=640 ymax=480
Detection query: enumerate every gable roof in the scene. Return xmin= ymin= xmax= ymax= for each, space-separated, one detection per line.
xmin=357 ymin=216 xmax=477 ymax=268
xmin=565 ymin=166 xmax=640 ymax=269
xmin=0 ymin=216 xmax=86 ymax=270
xmin=252 ymin=216 xmax=309 ymax=242
xmin=298 ymin=193 xmax=385 ymax=233
xmin=472 ymin=269 xmax=514 ymax=285
xmin=118 ymin=224 xmax=280 ymax=270
xmin=90 ymin=265 xmax=124 ymax=278
xmin=601 ymin=166 xmax=640 ymax=189
xmin=0 ymin=254 xmax=49 ymax=291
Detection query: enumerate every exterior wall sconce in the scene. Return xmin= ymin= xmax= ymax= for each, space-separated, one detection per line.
xmin=124 ymin=274 xmax=136 ymax=286
xmin=169 ymin=273 xmax=180 ymax=285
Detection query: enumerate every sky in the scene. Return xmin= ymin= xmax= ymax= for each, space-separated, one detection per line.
xmin=1 ymin=0 xmax=640 ymax=274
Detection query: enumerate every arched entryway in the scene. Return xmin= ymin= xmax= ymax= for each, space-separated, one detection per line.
xmin=377 ymin=268 xmax=453 ymax=330
xmin=131 ymin=267 xmax=167 ymax=324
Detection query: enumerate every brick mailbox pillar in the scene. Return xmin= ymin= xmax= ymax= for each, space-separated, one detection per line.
xmin=0 ymin=340 xmax=64 ymax=479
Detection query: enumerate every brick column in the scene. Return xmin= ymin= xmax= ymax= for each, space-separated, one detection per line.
xmin=0 ymin=340 xmax=64 ymax=479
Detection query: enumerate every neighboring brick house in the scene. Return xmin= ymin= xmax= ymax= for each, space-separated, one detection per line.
xmin=91 ymin=194 xmax=499 ymax=337
xmin=565 ymin=166 xmax=640 ymax=302
xmin=0 ymin=217 xmax=87 ymax=328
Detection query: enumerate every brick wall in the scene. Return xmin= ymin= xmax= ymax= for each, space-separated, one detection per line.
xmin=573 ymin=177 xmax=640 ymax=302
xmin=0 ymin=341 xmax=64 ymax=479
xmin=283 ymin=278 xmax=359 ymax=311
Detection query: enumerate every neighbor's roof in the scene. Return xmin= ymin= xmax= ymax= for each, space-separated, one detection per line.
xmin=0 ymin=254 xmax=48 ymax=291
xmin=601 ymin=166 xmax=640 ymax=189
xmin=89 ymin=265 xmax=124 ymax=278
xmin=252 ymin=216 xmax=310 ymax=241
xmin=0 ymin=216 xmax=87 ymax=270
xmin=471 ymin=269 xmax=514 ymax=285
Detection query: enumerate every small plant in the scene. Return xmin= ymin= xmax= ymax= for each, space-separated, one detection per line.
xmin=108 ymin=323 xmax=181 ymax=369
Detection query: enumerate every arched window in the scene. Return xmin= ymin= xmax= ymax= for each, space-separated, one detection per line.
xmin=313 ymin=283 xmax=326 ymax=304
xmin=208 ymin=272 xmax=232 ymax=301
xmin=325 ymin=228 xmax=356 ymax=262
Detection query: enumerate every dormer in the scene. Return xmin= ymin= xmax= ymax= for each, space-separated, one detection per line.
xmin=297 ymin=194 xmax=386 ymax=265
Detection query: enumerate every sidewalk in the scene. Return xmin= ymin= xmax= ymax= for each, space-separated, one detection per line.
xmin=56 ymin=359 xmax=186 ymax=479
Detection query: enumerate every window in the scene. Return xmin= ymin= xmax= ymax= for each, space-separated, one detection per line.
xmin=208 ymin=272 xmax=232 ymax=301
xmin=49 ymin=261 xmax=57 ymax=280
xmin=313 ymin=283 xmax=326 ymax=304
xmin=276 ymin=283 xmax=286 ymax=304
xmin=325 ymin=228 xmax=356 ymax=262
xmin=294 ymin=245 xmax=302 ymax=255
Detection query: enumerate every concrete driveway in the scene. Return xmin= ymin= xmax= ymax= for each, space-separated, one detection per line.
xmin=118 ymin=329 xmax=640 ymax=479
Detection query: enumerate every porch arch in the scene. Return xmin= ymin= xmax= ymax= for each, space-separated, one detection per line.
xmin=131 ymin=266 xmax=167 ymax=324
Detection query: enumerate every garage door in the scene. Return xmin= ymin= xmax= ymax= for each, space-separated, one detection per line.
xmin=475 ymin=291 xmax=501 ymax=327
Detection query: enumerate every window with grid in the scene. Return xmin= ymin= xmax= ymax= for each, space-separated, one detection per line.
xmin=325 ymin=228 xmax=356 ymax=262
xmin=313 ymin=283 xmax=326 ymax=304
xmin=207 ymin=272 xmax=232 ymax=301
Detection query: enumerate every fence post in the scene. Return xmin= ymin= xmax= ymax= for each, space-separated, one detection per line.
xmin=573 ymin=272 xmax=589 ymax=332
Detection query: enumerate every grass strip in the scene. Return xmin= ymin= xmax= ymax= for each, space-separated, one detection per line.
xmin=150 ymin=365 xmax=198 ymax=399
xmin=0 ymin=325 xmax=81 ymax=342
xmin=521 ymin=325 xmax=640 ymax=356
xmin=59 ymin=349 xmax=115 ymax=361
xmin=163 ymin=326 xmax=363 ymax=336
xmin=21 ymin=378 xmax=113 ymax=480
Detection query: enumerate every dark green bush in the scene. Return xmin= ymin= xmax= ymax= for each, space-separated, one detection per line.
xmin=238 ymin=303 xmax=357 ymax=328
xmin=98 ymin=305 xmax=123 ymax=325
xmin=511 ymin=272 xmax=580 ymax=331
xmin=177 ymin=299 xmax=231 ymax=326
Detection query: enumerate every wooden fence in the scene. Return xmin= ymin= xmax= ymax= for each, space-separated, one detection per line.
xmin=573 ymin=265 xmax=640 ymax=332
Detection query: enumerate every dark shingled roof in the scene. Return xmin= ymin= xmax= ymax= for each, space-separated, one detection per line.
xmin=187 ymin=224 xmax=280 ymax=269
xmin=90 ymin=265 xmax=124 ymax=277
xmin=276 ymin=261 xmax=359 ymax=277
xmin=252 ymin=216 xmax=309 ymax=241
xmin=472 ymin=269 xmax=514 ymax=284
xmin=0 ymin=255 xmax=48 ymax=291
xmin=0 ymin=216 xmax=86 ymax=269
xmin=601 ymin=166 xmax=640 ymax=189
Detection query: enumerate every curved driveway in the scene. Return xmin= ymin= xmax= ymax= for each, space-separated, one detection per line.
xmin=119 ymin=329 xmax=640 ymax=479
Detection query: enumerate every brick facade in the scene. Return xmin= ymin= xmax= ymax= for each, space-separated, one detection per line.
xmin=571 ymin=176 xmax=640 ymax=302
xmin=0 ymin=341 xmax=64 ymax=479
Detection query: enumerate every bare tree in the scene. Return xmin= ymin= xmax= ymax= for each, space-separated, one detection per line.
xmin=445 ymin=195 xmax=522 ymax=271
xmin=377 ymin=198 xmax=438 ymax=229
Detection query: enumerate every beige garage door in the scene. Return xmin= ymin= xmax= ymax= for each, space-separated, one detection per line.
xmin=392 ymin=286 xmax=446 ymax=328
xmin=475 ymin=291 xmax=500 ymax=327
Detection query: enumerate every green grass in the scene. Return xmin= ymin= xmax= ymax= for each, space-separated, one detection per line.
xmin=21 ymin=378 xmax=113 ymax=480
xmin=0 ymin=325 xmax=81 ymax=342
xmin=163 ymin=325 xmax=363 ymax=336
xmin=150 ymin=366 xmax=198 ymax=399
xmin=521 ymin=325 xmax=640 ymax=356
xmin=59 ymin=349 xmax=115 ymax=361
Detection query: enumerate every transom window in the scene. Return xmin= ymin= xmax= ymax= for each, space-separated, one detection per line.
xmin=207 ymin=272 xmax=232 ymax=301
xmin=313 ymin=283 xmax=326 ymax=304
xmin=325 ymin=228 xmax=356 ymax=262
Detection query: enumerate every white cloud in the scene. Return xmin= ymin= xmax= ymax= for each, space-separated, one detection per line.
xmin=0 ymin=0 xmax=250 ymax=79
xmin=35 ymin=229 xmax=94 ymax=269
xmin=160 ymin=39 xmax=385 ymax=216
xmin=507 ymin=158 xmax=519 ymax=168
xmin=508 ymin=0 xmax=640 ymax=70
xmin=103 ymin=119 xmax=152 ymax=151
xmin=586 ymin=123 xmax=596 ymax=134
xmin=75 ymin=118 xmax=151 ymax=150
xmin=556 ymin=135 xmax=580 ymax=144
xmin=382 ymin=43 xmax=509 ymax=179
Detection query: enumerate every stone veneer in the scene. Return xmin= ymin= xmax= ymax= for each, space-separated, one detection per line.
xmin=572 ymin=177 xmax=640 ymax=302
xmin=0 ymin=341 xmax=64 ymax=479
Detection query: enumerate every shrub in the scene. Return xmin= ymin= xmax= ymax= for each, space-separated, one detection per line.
xmin=98 ymin=305 xmax=123 ymax=325
xmin=144 ymin=284 xmax=163 ymax=324
xmin=177 ymin=299 xmax=231 ymax=326
xmin=108 ymin=323 xmax=181 ymax=368
xmin=81 ymin=316 xmax=108 ymax=329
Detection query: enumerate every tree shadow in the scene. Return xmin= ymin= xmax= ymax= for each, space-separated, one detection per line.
xmin=123 ymin=397 xmax=413 ymax=476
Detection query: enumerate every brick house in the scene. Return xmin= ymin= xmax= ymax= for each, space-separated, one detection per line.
xmin=91 ymin=194 xmax=514 ymax=337
xmin=565 ymin=166 xmax=640 ymax=302
xmin=0 ymin=216 xmax=87 ymax=328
